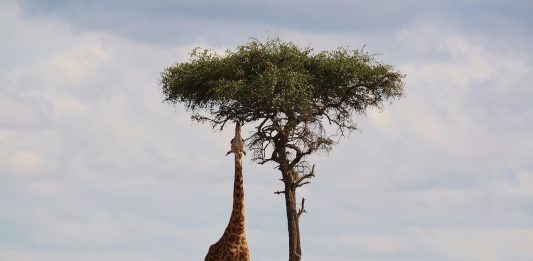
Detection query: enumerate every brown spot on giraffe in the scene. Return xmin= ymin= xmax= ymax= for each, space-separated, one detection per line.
xmin=205 ymin=122 xmax=250 ymax=261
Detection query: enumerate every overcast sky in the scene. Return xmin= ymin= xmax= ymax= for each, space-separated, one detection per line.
xmin=1 ymin=0 xmax=533 ymax=260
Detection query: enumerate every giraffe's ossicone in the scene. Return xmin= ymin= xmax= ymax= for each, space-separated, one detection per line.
xmin=205 ymin=123 xmax=250 ymax=261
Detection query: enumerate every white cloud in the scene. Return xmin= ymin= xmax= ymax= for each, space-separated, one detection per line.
xmin=307 ymin=228 xmax=533 ymax=261
xmin=421 ymin=228 xmax=533 ymax=260
xmin=0 ymin=2 xmax=235 ymax=260
xmin=8 ymin=151 xmax=45 ymax=174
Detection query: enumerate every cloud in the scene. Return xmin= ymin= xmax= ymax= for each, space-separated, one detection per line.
xmin=0 ymin=2 xmax=240 ymax=260
xmin=13 ymin=0 xmax=533 ymax=46
xmin=303 ymin=227 xmax=533 ymax=261
xmin=296 ymin=21 xmax=533 ymax=261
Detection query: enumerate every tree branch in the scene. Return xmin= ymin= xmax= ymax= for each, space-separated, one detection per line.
xmin=286 ymin=143 xmax=314 ymax=169
xmin=295 ymin=181 xmax=311 ymax=188
xmin=295 ymin=164 xmax=315 ymax=187
xmin=297 ymin=198 xmax=306 ymax=217
xmin=259 ymin=158 xmax=276 ymax=165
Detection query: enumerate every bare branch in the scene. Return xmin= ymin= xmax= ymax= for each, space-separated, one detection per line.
xmin=295 ymin=165 xmax=315 ymax=187
xmin=286 ymin=143 xmax=303 ymax=155
xmin=288 ymin=143 xmax=313 ymax=169
xmin=297 ymin=198 xmax=306 ymax=217
xmin=259 ymin=158 xmax=275 ymax=165
xmin=257 ymin=117 xmax=269 ymax=131
xmin=295 ymin=181 xmax=311 ymax=188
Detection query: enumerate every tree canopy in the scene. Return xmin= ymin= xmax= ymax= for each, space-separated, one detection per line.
xmin=161 ymin=38 xmax=404 ymax=165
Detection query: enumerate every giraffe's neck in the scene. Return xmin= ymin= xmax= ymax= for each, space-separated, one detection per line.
xmin=224 ymin=124 xmax=246 ymax=236
xmin=231 ymin=152 xmax=245 ymax=226
xmin=235 ymin=123 xmax=242 ymax=138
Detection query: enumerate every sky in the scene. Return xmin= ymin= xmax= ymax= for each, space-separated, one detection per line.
xmin=1 ymin=0 xmax=533 ymax=260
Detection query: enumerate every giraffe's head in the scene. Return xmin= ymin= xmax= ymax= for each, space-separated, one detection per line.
xmin=235 ymin=122 xmax=242 ymax=135
xmin=226 ymin=122 xmax=245 ymax=156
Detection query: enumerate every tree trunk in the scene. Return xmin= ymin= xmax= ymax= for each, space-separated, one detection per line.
xmin=284 ymin=181 xmax=301 ymax=261
xmin=276 ymin=133 xmax=303 ymax=261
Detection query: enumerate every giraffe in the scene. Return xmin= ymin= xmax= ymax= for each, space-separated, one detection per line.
xmin=205 ymin=122 xmax=250 ymax=261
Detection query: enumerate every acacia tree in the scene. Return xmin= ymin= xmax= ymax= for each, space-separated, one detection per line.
xmin=161 ymin=38 xmax=404 ymax=261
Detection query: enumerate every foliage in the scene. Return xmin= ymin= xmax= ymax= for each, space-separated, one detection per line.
xmin=161 ymin=38 xmax=404 ymax=167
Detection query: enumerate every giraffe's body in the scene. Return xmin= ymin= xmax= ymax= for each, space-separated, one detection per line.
xmin=205 ymin=123 xmax=250 ymax=261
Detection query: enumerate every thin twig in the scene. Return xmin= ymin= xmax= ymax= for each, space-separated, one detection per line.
xmin=297 ymin=198 xmax=306 ymax=217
